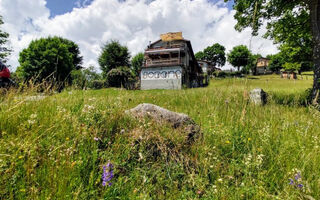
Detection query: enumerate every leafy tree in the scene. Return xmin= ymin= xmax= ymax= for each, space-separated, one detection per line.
xmin=71 ymin=66 xmax=102 ymax=89
xmin=195 ymin=43 xmax=226 ymax=67
xmin=98 ymin=40 xmax=130 ymax=77
xmin=131 ymin=52 xmax=144 ymax=77
xmin=18 ymin=36 xmax=82 ymax=84
xmin=267 ymin=53 xmax=285 ymax=73
xmin=227 ymin=45 xmax=251 ymax=71
xmin=226 ymin=0 xmax=320 ymax=103
xmin=283 ymin=62 xmax=301 ymax=72
xmin=106 ymin=66 xmax=134 ymax=88
xmin=195 ymin=51 xmax=206 ymax=60
xmin=246 ymin=53 xmax=262 ymax=75
xmin=0 ymin=15 xmax=11 ymax=63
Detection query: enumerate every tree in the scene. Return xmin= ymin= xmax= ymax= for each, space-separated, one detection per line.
xmin=98 ymin=40 xmax=130 ymax=77
xmin=195 ymin=51 xmax=206 ymax=60
xmin=0 ymin=15 xmax=11 ymax=63
xmin=227 ymin=45 xmax=251 ymax=71
xmin=71 ymin=66 xmax=102 ymax=89
xmin=131 ymin=52 xmax=144 ymax=77
xmin=195 ymin=43 xmax=226 ymax=67
xmin=246 ymin=53 xmax=262 ymax=75
xmin=18 ymin=36 xmax=82 ymax=84
xmin=227 ymin=0 xmax=320 ymax=103
xmin=267 ymin=53 xmax=285 ymax=73
xmin=283 ymin=62 xmax=301 ymax=72
xmin=106 ymin=66 xmax=134 ymax=88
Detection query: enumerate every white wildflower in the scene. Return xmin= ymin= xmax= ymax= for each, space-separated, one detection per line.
xmin=82 ymin=104 xmax=95 ymax=113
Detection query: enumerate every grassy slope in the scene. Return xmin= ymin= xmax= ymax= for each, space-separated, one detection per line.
xmin=1 ymin=75 xmax=320 ymax=199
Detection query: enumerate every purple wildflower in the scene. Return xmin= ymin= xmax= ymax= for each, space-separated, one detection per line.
xmin=102 ymin=162 xmax=114 ymax=187
xmin=294 ymin=172 xmax=301 ymax=180
xmin=289 ymin=179 xmax=294 ymax=185
xmin=297 ymin=184 xmax=303 ymax=188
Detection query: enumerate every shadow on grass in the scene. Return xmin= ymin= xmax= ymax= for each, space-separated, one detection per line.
xmin=269 ymin=89 xmax=311 ymax=107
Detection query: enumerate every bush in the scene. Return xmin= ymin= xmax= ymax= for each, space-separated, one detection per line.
xmin=71 ymin=70 xmax=86 ymax=89
xmin=88 ymin=80 xmax=107 ymax=89
xmin=106 ymin=66 xmax=135 ymax=88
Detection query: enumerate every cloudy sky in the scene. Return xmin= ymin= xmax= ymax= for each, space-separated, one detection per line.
xmin=0 ymin=0 xmax=278 ymax=71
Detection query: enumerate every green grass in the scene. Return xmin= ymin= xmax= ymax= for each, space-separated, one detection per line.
xmin=1 ymin=76 xmax=320 ymax=199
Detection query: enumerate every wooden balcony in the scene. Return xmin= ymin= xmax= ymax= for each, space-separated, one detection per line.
xmin=145 ymin=58 xmax=182 ymax=67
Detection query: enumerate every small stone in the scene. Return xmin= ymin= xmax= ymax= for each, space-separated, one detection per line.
xmin=249 ymin=88 xmax=267 ymax=105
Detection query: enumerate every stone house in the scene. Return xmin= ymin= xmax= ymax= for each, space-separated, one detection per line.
xmin=141 ymin=32 xmax=203 ymax=90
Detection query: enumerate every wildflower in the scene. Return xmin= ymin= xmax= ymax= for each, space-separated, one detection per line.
xmin=289 ymin=179 xmax=294 ymax=185
xmin=248 ymin=138 xmax=252 ymax=141
xmin=66 ymin=137 xmax=70 ymax=141
xmin=30 ymin=114 xmax=37 ymax=119
xmin=82 ymin=104 xmax=95 ymax=113
xmin=288 ymin=170 xmax=305 ymax=190
xmin=18 ymin=155 xmax=24 ymax=159
xmin=27 ymin=120 xmax=36 ymax=125
xmin=94 ymin=137 xmax=99 ymax=141
xmin=294 ymin=172 xmax=301 ymax=180
xmin=217 ymin=178 xmax=223 ymax=182
xmin=225 ymin=140 xmax=231 ymax=144
xmin=102 ymin=162 xmax=114 ymax=186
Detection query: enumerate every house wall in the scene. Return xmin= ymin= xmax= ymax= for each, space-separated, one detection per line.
xmin=141 ymin=66 xmax=183 ymax=90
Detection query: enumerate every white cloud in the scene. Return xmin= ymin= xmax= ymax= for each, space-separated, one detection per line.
xmin=0 ymin=0 xmax=278 ymax=71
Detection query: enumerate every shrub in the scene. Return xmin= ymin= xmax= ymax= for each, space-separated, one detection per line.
xmin=106 ymin=66 xmax=135 ymax=88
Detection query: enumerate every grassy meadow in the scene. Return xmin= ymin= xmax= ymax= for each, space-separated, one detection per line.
xmin=1 ymin=74 xmax=320 ymax=199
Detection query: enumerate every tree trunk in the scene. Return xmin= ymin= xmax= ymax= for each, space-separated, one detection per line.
xmin=310 ymin=0 xmax=320 ymax=104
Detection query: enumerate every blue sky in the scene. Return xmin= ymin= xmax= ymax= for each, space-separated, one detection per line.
xmin=46 ymin=0 xmax=94 ymax=17
xmin=46 ymin=0 xmax=234 ymax=17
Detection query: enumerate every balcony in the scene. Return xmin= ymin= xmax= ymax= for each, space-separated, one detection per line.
xmin=145 ymin=58 xmax=182 ymax=67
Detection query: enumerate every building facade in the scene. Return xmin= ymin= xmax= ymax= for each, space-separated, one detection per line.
xmin=256 ymin=57 xmax=272 ymax=75
xmin=141 ymin=32 xmax=203 ymax=90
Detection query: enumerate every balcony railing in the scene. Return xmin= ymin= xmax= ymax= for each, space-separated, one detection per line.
xmin=145 ymin=58 xmax=182 ymax=67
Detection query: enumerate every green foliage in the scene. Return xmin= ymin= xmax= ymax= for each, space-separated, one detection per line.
xmin=283 ymin=62 xmax=301 ymax=72
xmin=98 ymin=40 xmax=130 ymax=77
xmin=227 ymin=45 xmax=251 ymax=71
xmin=106 ymin=66 xmax=134 ymax=88
xmin=245 ymin=53 xmax=262 ymax=74
xmin=195 ymin=43 xmax=226 ymax=67
xmin=265 ymin=9 xmax=312 ymax=65
xmin=0 ymin=15 xmax=11 ymax=63
xmin=267 ymin=53 xmax=285 ymax=73
xmin=18 ymin=36 xmax=82 ymax=84
xmin=71 ymin=66 xmax=103 ymax=89
xmin=195 ymin=51 xmax=205 ymax=60
xmin=131 ymin=52 xmax=144 ymax=77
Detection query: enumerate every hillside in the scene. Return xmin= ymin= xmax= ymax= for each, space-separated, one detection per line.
xmin=1 ymin=75 xmax=320 ymax=199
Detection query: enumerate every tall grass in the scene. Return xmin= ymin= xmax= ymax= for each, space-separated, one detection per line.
xmin=1 ymin=75 xmax=319 ymax=199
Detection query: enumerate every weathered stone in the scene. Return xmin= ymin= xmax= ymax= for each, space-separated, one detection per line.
xmin=249 ymin=88 xmax=267 ymax=105
xmin=126 ymin=103 xmax=200 ymax=140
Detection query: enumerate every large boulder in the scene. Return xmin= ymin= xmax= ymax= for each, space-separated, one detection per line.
xmin=249 ymin=88 xmax=268 ymax=105
xmin=126 ymin=103 xmax=200 ymax=141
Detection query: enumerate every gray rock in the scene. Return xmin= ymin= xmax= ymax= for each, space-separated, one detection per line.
xmin=249 ymin=88 xmax=267 ymax=105
xmin=126 ymin=103 xmax=200 ymax=140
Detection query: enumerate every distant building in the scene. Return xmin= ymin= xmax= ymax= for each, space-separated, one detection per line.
xmin=280 ymin=71 xmax=297 ymax=79
xmin=256 ymin=57 xmax=272 ymax=75
xmin=141 ymin=32 xmax=203 ymax=90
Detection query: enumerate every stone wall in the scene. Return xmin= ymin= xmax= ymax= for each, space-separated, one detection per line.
xmin=141 ymin=66 xmax=182 ymax=90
